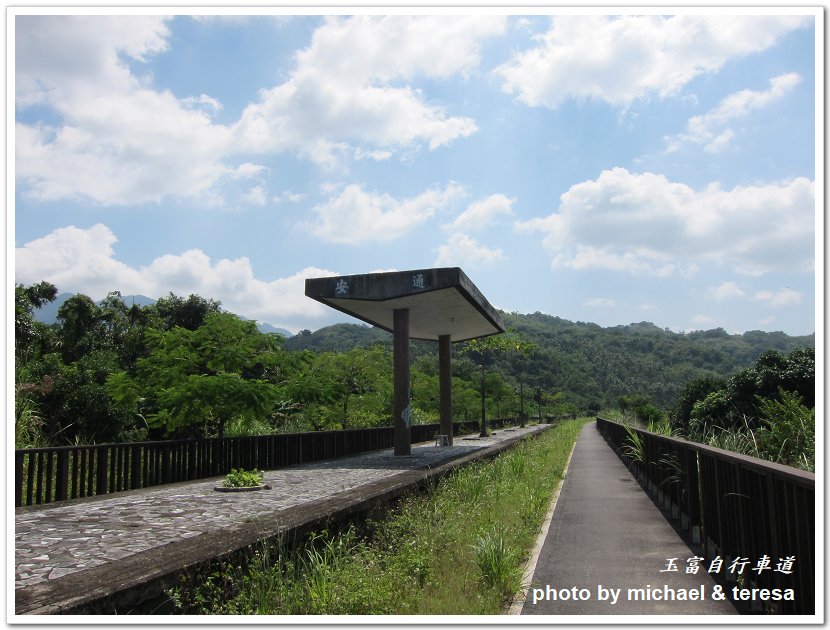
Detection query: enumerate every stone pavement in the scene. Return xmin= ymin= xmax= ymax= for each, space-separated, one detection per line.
xmin=520 ymin=422 xmax=737 ymax=616
xmin=15 ymin=424 xmax=548 ymax=614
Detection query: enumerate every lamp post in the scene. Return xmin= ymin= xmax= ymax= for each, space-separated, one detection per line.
xmin=519 ymin=378 xmax=526 ymax=428
xmin=479 ymin=363 xmax=487 ymax=437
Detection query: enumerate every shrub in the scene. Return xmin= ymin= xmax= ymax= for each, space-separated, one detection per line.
xmin=223 ymin=469 xmax=264 ymax=488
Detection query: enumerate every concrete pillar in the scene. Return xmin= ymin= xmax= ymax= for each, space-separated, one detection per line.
xmin=393 ymin=308 xmax=411 ymax=456
xmin=438 ymin=334 xmax=453 ymax=445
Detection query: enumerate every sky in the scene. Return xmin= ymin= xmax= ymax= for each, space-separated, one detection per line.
xmin=11 ymin=9 xmax=821 ymax=336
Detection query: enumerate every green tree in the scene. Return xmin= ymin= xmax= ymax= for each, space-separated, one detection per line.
xmin=756 ymin=389 xmax=814 ymax=471
xmin=107 ymin=312 xmax=284 ymax=438
xmin=15 ymin=281 xmax=58 ymax=361
xmin=56 ymin=294 xmax=107 ymax=363
xmin=151 ymin=292 xmax=221 ymax=331
xmin=672 ymin=375 xmax=725 ymax=434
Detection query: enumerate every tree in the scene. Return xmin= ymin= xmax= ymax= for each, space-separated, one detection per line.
xmin=107 ymin=312 xmax=283 ymax=438
xmin=672 ymin=375 xmax=725 ymax=434
xmin=56 ymin=294 xmax=105 ymax=363
xmin=151 ymin=293 xmax=221 ymax=331
xmin=15 ymin=281 xmax=58 ymax=361
xmin=458 ymin=329 xmax=533 ymax=434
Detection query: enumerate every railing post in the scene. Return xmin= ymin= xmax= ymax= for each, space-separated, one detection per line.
xmin=15 ymin=452 xmax=24 ymax=508
xmin=56 ymin=449 xmax=69 ymax=502
xmin=96 ymin=447 xmax=108 ymax=496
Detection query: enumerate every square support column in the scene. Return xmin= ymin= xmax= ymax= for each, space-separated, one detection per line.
xmin=393 ymin=308 xmax=411 ymax=456
xmin=438 ymin=334 xmax=453 ymax=445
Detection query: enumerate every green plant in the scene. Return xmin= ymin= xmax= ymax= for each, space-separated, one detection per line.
xmin=15 ymin=394 xmax=46 ymax=449
xmin=755 ymin=389 xmax=814 ymax=471
xmin=622 ymin=425 xmax=646 ymax=464
xmin=166 ymin=418 xmax=591 ymax=615
xmin=471 ymin=526 xmax=522 ymax=599
xmin=223 ymin=468 xmax=264 ymax=488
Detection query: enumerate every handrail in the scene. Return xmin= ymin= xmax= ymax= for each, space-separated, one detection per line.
xmin=595 ymin=416 xmax=814 ymax=615
xmin=14 ymin=418 xmax=529 ymax=508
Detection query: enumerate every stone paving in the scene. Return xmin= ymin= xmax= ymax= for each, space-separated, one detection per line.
xmin=16 ymin=425 xmax=547 ymax=593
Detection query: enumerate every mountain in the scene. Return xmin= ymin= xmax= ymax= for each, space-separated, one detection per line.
xmin=284 ymin=311 xmax=814 ymax=410
xmin=285 ymin=323 xmax=390 ymax=352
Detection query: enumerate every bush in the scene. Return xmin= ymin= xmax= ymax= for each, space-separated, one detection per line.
xmin=223 ymin=469 xmax=264 ymax=488
xmin=756 ymin=390 xmax=814 ymax=471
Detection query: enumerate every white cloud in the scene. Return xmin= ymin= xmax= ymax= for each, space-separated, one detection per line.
xmin=15 ymin=224 xmax=337 ymax=327
xmin=274 ymin=190 xmax=306 ymax=204
xmin=233 ymin=15 xmax=506 ymax=166
xmin=585 ymin=297 xmax=616 ymax=307
xmin=753 ymin=288 xmax=803 ymax=307
xmin=665 ymin=73 xmax=802 ymax=153
xmin=494 ymin=15 xmax=808 ymax=109
xmin=306 ymin=182 xmax=466 ymax=245
xmin=447 ymin=194 xmax=515 ymax=232
xmin=14 ymin=15 xmax=504 ymax=205
xmin=710 ymin=281 xmax=746 ymax=301
xmin=516 ymin=168 xmax=814 ymax=276
xmin=242 ymin=186 xmax=268 ymax=207
xmin=15 ymin=16 xmax=237 ymax=206
xmin=691 ymin=314 xmax=718 ymax=327
xmin=434 ymin=232 xmax=505 ymax=270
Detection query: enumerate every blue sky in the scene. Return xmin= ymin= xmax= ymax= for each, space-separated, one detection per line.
xmin=13 ymin=10 xmax=820 ymax=336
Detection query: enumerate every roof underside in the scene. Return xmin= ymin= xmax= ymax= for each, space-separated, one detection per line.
xmin=305 ymin=267 xmax=505 ymax=342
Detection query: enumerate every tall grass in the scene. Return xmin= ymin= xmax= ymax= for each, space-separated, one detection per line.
xmin=167 ymin=418 xmax=589 ymax=615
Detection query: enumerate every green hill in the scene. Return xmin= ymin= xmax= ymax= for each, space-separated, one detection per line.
xmin=286 ymin=312 xmax=814 ymax=411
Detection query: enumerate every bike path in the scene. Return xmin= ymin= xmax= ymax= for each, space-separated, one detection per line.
xmin=521 ymin=422 xmax=737 ymax=616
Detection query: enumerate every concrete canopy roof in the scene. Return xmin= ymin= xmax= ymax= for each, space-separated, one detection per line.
xmin=305 ymin=267 xmax=506 ymax=342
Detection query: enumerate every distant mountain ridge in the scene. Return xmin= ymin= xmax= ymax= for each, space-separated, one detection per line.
xmin=284 ymin=311 xmax=814 ymax=410
xmin=34 ymin=293 xmax=293 ymax=338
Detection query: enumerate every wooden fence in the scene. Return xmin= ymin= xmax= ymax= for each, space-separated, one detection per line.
xmin=596 ymin=416 xmax=815 ymax=615
xmin=15 ymin=418 xmax=530 ymax=508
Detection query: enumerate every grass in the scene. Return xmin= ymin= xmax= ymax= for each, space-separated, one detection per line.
xmin=166 ymin=417 xmax=589 ymax=615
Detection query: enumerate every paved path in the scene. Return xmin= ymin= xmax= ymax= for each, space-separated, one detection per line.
xmin=16 ymin=425 xmax=547 ymax=614
xmin=521 ymin=422 xmax=737 ymax=616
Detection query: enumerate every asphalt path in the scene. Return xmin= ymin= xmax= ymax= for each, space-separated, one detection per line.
xmin=521 ymin=422 xmax=737 ymax=616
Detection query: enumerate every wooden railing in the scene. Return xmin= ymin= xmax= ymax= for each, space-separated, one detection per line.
xmin=595 ymin=416 xmax=815 ymax=615
xmin=15 ymin=418 xmax=537 ymax=508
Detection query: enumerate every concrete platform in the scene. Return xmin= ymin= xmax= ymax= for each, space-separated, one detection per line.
xmin=15 ymin=424 xmax=549 ymax=615
xmin=520 ymin=422 xmax=737 ymax=616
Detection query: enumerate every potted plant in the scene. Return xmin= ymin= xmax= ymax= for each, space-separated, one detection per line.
xmin=214 ymin=468 xmax=271 ymax=492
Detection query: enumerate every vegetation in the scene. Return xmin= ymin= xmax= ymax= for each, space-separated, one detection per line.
xmin=223 ymin=469 xmax=265 ymax=488
xmin=608 ymin=347 xmax=814 ymax=472
xmin=166 ymin=418 xmax=589 ymax=614
xmin=15 ymin=282 xmax=814 ymax=473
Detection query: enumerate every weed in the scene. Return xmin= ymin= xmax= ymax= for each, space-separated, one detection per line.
xmin=167 ymin=418 xmax=590 ymax=615
xmin=471 ymin=526 xmax=522 ymax=600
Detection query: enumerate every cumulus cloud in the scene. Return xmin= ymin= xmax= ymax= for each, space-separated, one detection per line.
xmin=494 ymin=15 xmax=808 ymax=109
xmin=710 ymin=281 xmax=746 ymax=301
xmin=15 ymin=224 xmax=336 ymax=328
xmin=516 ymin=168 xmax=814 ymax=276
xmin=306 ymin=182 xmax=466 ymax=245
xmin=753 ymin=288 xmax=803 ymax=307
xmin=447 ymin=194 xmax=515 ymax=232
xmin=233 ymin=15 xmax=506 ymax=166
xmin=665 ymin=73 xmax=802 ymax=153
xmin=15 ymin=15 xmax=504 ymax=205
xmin=434 ymin=232 xmax=505 ymax=270
xmin=15 ymin=16 xmax=238 ymax=205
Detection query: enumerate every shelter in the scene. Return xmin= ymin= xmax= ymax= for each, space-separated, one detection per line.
xmin=305 ymin=267 xmax=505 ymax=455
